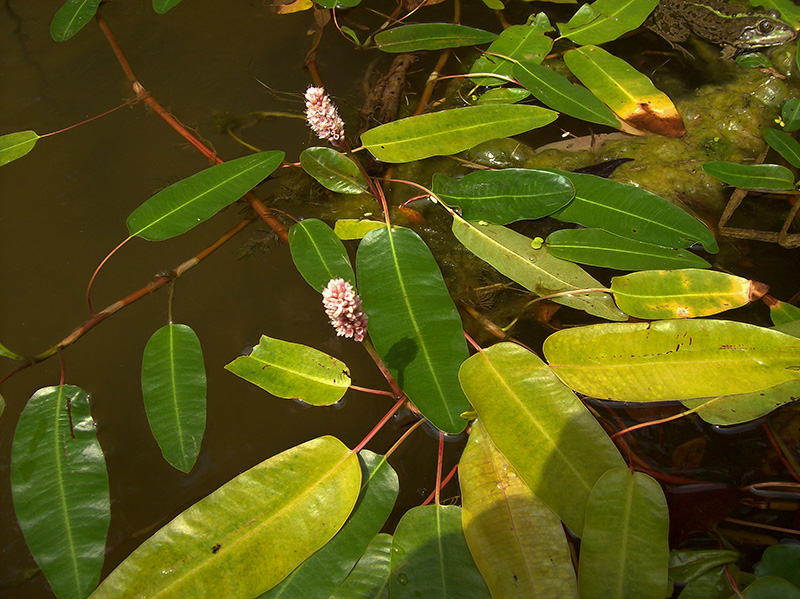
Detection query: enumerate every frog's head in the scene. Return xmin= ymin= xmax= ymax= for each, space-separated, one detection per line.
xmin=734 ymin=15 xmax=796 ymax=49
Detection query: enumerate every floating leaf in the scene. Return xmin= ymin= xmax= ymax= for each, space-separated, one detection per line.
xmin=374 ymin=24 xmax=497 ymax=53
xmin=544 ymin=319 xmax=800 ymax=401
xmin=682 ymin=379 xmax=800 ymax=426
xmin=51 ymin=0 xmax=102 ymax=41
xmin=513 ymin=60 xmax=620 ymax=128
xmin=783 ymin=98 xmax=800 ymax=132
xmin=750 ymin=0 xmax=800 ymax=28
xmin=767 ymin=299 xmax=800 ymax=326
xmin=756 ymin=545 xmax=800 ymax=587
xmin=432 ymin=168 xmax=574 ymax=224
xmin=578 ymin=468 xmax=669 ymax=599
xmin=127 ymin=151 xmax=284 ymax=241
xmin=334 ymin=219 xmax=386 ymax=240
xmin=0 ymin=341 xmax=25 ymax=360
xmin=736 ymin=52 xmax=773 ymax=68
xmin=474 ymin=88 xmax=531 ymax=104
xmin=11 ymin=385 xmax=109 ymax=599
xmin=390 ymin=505 xmax=490 ymax=599
xmin=740 ymin=577 xmax=800 ymax=598
xmin=563 ymin=45 xmax=685 ymax=137
xmin=90 ymin=436 xmax=361 ymax=599
xmin=329 ymin=534 xmax=393 ymax=599
xmin=451 ymin=218 xmax=628 ymax=321
xmin=262 ymin=451 xmax=398 ymax=599
xmin=459 ymin=343 xmax=625 ymax=536
xmin=0 ymin=130 xmax=40 ymax=167
xmin=300 ymin=147 xmax=369 ymax=194
xmin=315 ymin=0 xmax=361 ymax=8
xmin=360 ymin=104 xmax=557 ymax=163
xmin=470 ymin=14 xmax=554 ymax=86
xmin=460 ymin=421 xmax=578 ymax=599
xmin=701 ymin=161 xmax=795 ymax=191
xmin=289 ymin=218 xmax=356 ymax=292
xmin=141 ymin=324 xmax=206 ymax=473
xmin=547 ymin=169 xmax=719 ymax=252
xmin=557 ymin=0 xmax=659 ymax=45
xmin=610 ymin=269 xmax=768 ymax=319
xmin=153 ymin=0 xmax=182 ymax=13
xmin=669 ymin=549 xmax=739 ymax=584
xmin=225 ymin=335 xmax=351 ymax=406
xmin=763 ymin=128 xmax=800 ymax=168
xmin=546 ymin=228 xmax=710 ymax=271
xmin=356 ymin=227 xmax=470 ymax=433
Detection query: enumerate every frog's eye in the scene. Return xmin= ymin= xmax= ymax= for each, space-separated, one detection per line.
xmin=758 ymin=20 xmax=775 ymax=34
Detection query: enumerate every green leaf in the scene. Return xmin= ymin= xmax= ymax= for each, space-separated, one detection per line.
xmin=390 ymin=505 xmax=490 ymax=599
xmin=701 ymin=161 xmax=795 ymax=191
xmin=451 ymin=218 xmax=628 ymax=321
xmin=334 ymin=219 xmax=386 ymax=240
xmin=153 ymin=0 xmax=182 ymax=13
xmin=11 ymin=385 xmax=110 ymax=599
xmin=513 ymin=60 xmax=620 ymax=128
xmin=141 ymin=324 xmax=206 ymax=473
xmin=470 ymin=14 xmax=554 ymax=86
xmin=225 ymin=335 xmax=351 ymax=406
xmin=678 ymin=564 xmax=753 ymax=599
xmin=557 ymin=0 xmax=659 ymax=45
xmin=374 ymin=24 xmax=497 ymax=53
xmin=547 ymin=228 xmax=710 ymax=271
xmin=90 ymin=436 xmax=361 ymax=599
xmin=459 ymin=343 xmax=625 ymax=536
xmin=782 ymin=98 xmax=800 ymax=132
xmin=261 ymin=451 xmax=398 ymax=599
xmin=474 ymin=87 xmax=531 ymax=104
xmin=127 ymin=151 xmax=284 ymax=240
xmin=315 ymin=0 xmax=361 ymax=8
xmin=768 ymin=299 xmax=800 ymax=326
xmin=749 ymin=0 xmax=800 ymax=28
xmin=756 ymin=545 xmax=800 ymax=587
xmin=763 ymin=128 xmax=800 ymax=168
xmin=329 ymin=534 xmax=393 ymax=599
xmin=682 ymin=379 xmax=800 ymax=425
xmin=669 ymin=549 xmax=739 ymax=584
xmin=544 ymin=319 xmax=800 ymax=401
xmin=289 ymin=218 xmax=356 ymax=292
xmin=610 ymin=269 xmax=764 ymax=319
xmin=547 ymin=169 xmax=719 ymax=252
xmin=0 ymin=340 xmax=25 ymax=360
xmin=360 ymin=104 xmax=557 ymax=163
xmin=741 ymin=577 xmax=800 ymax=598
xmin=356 ymin=227 xmax=470 ymax=433
xmin=300 ymin=147 xmax=369 ymax=194
xmin=432 ymin=168 xmax=574 ymax=224
xmin=51 ymin=0 xmax=102 ymax=41
xmin=0 ymin=130 xmax=40 ymax=167
xmin=0 ymin=393 xmax=4 ymax=419
xmin=460 ymin=421 xmax=578 ymax=599
xmin=578 ymin=468 xmax=669 ymax=599
xmin=736 ymin=52 xmax=773 ymax=68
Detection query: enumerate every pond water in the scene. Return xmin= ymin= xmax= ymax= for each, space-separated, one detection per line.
xmin=1 ymin=1 xmax=799 ymax=597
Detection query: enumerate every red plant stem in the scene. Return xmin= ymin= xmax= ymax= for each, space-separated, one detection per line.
xmin=352 ymin=397 xmax=406 ymax=454
xmin=349 ymin=385 xmax=396 ymax=397
xmin=384 ymin=419 xmax=425 ymax=460
xmin=40 ymin=99 xmax=138 ymax=138
xmin=435 ymin=431 xmax=445 ymax=505
xmin=762 ymin=422 xmax=800 ymax=483
xmin=421 ymin=463 xmax=459 ymax=507
xmin=86 ymin=236 xmax=132 ymax=315
xmin=362 ymin=339 xmax=404 ymax=399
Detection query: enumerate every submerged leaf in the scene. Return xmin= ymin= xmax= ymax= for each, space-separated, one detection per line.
xmin=0 ymin=130 xmax=40 ymax=167
xmin=375 ymin=23 xmax=496 ymax=53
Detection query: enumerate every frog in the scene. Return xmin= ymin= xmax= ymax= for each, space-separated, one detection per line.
xmin=646 ymin=0 xmax=796 ymax=59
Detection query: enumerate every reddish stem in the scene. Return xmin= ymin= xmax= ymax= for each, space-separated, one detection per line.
xmin=352 ymin=397 xmax=406 ymax=455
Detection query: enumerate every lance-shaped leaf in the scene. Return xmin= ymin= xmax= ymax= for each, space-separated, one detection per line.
xmin=51 ymin=0 xmax=102 ymax=41
xmin=225 ymin=335 xmax=351 ymax=406
xmin=356 ymin=227 xmax=470 ymax=433
xmin=0 ymin=130 xmax=40 ymax=167
xmin=547 ymin=228 xmax=710 ymax=271
xmin=470 ymin=14 xmax=554 ymax=86
xmin=547 ymin=169 xmax=719 ymax=252
xmin=432 ymin=168 xmax=574 ymax=224
xmin=681 ymin=379 xmax=800 ymax=426
xmin=578 ymin=468 xmax=669 ymax=599
xmin=153 ymin=0 xmax=183 ymax=13
xmin=11 ymin=385 xmax=110 ymax=599
xmin=375 ymin=24 xmax=497 ymax=53
xmin=262 ymin=451 xmax=398 ymax=599
xmin=767 ymin=299 xmax=800 ymax=326
xmin=141 ymin=324 xmax=206 ymax=473
xmin=763 ymin=128 xmax=800 ymax=168
xmin=702 ymin=161 xmax=796 ymax=191
xmin=783 ymin=98 xmax=800 ymax=132
xmin=460 ymin=421 xmax=578 ymax=599
xmin=610 ymin=269 xmax=768 ymax=319
xmin=557 ymin=0 xmax=659 ymax=45
xmin=0 ymin=341 xmax=25 ymax=360
xmin=289 ymin=218 xmax=356 ymax=292
xmin=513 ymin=60 xmax=620 ymax=128
xmin=390 ymin=505 xmax=490 ymax=599
xmin=475 ymin=88 xmax=531 ymax=104
xmin=127 ymin=151 xmax=284 ymax=241
xmin=360 ymin=105 xmax=557 ymax=163
xmin=300 ymin=147 xmax=369 ymax=194
xmin=452 ymin=218 xmax=627 ymax=321
xmin=334 ymin=219 xmax=387 ymax=240
xmin=90 ymin=436 xmax=361 ymax=599
xmin=563 ymin=46 xmax=685 ymax=137
xmin=459 ymin=342 xmax=625 ymax=536
xmin=329 ymin=534 xmax=393 ymax=599
xmin=544 ymin=319 xmax=800 ymax=401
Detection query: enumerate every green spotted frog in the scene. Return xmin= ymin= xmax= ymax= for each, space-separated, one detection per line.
xmin=646 ymin=0 xmax=796 ymax=59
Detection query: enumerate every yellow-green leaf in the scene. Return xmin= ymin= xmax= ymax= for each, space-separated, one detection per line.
xmin=681 ymin=379 xmax=800 ymax=425
xmin=557 ymin=0 xmax=659 ymax=46
xmin=0 ymin=130 xmax=40 ymax=167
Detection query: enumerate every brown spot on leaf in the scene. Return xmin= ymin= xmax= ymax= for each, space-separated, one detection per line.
xmin=625 ymin=101 xmax=685 ymax=138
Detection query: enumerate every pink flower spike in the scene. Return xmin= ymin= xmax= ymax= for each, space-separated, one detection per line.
xmin=322 ymin=278 xmax=368 ymax=342
xmin=304 ymin=86 xmax=345 ymax=145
